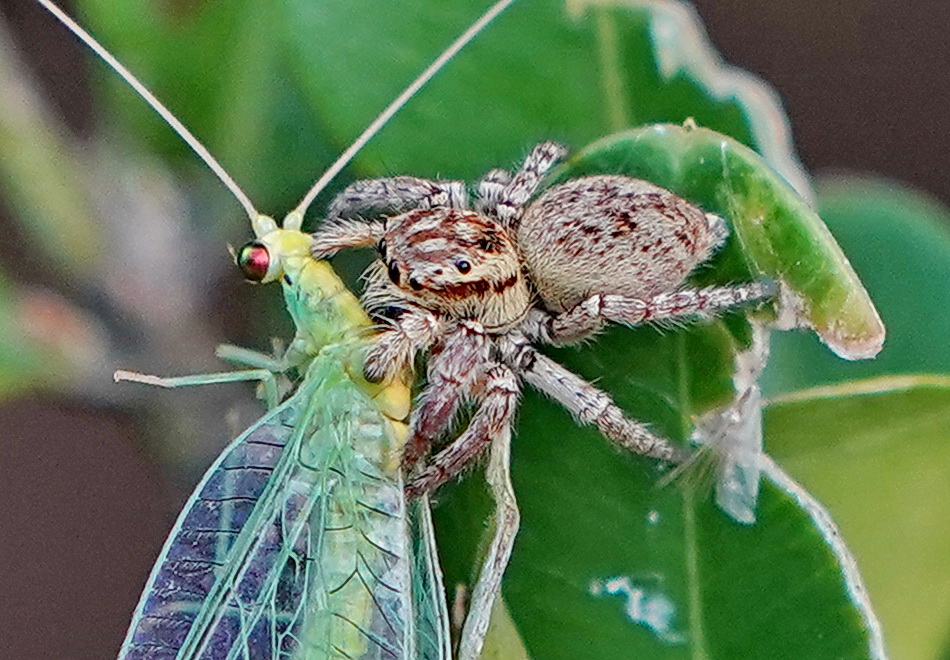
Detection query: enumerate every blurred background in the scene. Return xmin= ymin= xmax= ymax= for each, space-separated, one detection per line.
xmin=0 ymin=0 xmax=948 ymax=658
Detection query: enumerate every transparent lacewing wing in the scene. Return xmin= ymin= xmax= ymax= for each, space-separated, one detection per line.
xmin=34 ymin=0 xmax=519 ymax=657
xmin=116 ymin=238 xmax=451 ymax=659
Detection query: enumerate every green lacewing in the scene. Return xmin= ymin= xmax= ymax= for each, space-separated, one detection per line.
xmin=36 ymin=0 xmax=518 ymax=657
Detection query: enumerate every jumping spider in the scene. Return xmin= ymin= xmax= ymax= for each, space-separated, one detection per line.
xmin=311 ymin=142 xmax=774 ymax=496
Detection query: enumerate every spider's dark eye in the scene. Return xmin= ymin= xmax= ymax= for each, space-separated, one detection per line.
xmin=238 ymin=242 xmax=270 ymax=282
xmin=409 ymin=277 xmax=423 ymax=291
xmin=377 ymin=239 xmax=387 ymax=257
xmin=477 ymin=238 xmax=493 ymax=252
xmin=387 ymin=261 xmax=400 ymax=285
xmin=455 ymin=259 xmax=471 ymax=274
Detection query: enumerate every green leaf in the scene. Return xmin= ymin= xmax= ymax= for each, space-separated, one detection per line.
xmin=767 ymin=376 xmax=950 ymax=660
xmin=76 ymin=0 xmax=814 ymax=225
xmin=765 ymin=177 xmax=950 ymax=395
xmin=438 ymin=328 xmax=882 ymax=658
xmin=556 ymin=126 xmax=883 ymax=361
xmin=283 ymin=0 xmax=810 ymax=199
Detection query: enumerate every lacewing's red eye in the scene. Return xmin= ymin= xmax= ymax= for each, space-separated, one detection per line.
xmin=238 ymin=243 xmax=270 ymax=282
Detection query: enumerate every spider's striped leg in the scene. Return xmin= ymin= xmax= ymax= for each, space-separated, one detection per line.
xmin=523 ymin=281 xmax=777 ymax=346
xmin=401 ymin=322 xmax=488 ymax=471
xmin=310 ymin=218 xmax=385 ymax=258
xmin=362 ymin=305 xmax=443 ymax=383
xmin=457 ymin=424 xmax=519 ymax=660
xmin=405 ymin=363 xmax=520 ymax=497
xmin=474 ymin=167 xmax=512 ymax=216
xmin=501 ymin=336 xmax=683 ymax=462
xmin=494 ymin=141 xmax=567 ymax=226
xmin=325 ymin=176 xmax=469 ymax=221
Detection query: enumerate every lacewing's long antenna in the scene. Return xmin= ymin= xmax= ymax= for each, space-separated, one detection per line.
xmin=37 ymin=0 xmax=517 ymax=227
xmin=34 ymin=0 xmax=260 ymax=223
xmin=291 ymin=0 xmax=518 ymax=221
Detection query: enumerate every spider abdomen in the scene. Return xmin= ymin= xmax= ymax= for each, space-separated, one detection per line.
xmin=517 ymin=175 xmax=723 ymax=313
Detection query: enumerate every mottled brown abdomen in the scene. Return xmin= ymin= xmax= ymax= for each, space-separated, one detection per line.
xmin=517 ymin=175 xmax=723 ymax=312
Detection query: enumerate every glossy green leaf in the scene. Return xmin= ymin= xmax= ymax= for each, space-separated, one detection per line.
xmin=282 ymin=0 xmax=809 ymax=199
xmin=74 ymin=0 xmax=814 ymax=232
xmin=437 ymin=324 xmax=882 ymax=658
xmin=555 ymin=126 xmax=884 ymax=361
xmin=767 ymin=376 xmax=950 ymax=660
xmin=765 ymin=177 xmax=950 ymax=395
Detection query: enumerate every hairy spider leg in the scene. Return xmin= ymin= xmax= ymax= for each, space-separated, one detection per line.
xmin=326 ymin=177 xmax=469 ymax=222
xmin=528 ymin=280 xmax=778 ymax=345
xmin=474 ymin=168 xmax=513 ymax=215
xmin=491 ymin=141 xmax=568 ymax=226
xmin=401 ymin=322 xmax=486 ymax=471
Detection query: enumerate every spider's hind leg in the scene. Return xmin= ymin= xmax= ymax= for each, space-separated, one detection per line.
xmin=529 ymin=281 xmax=777 ymax=345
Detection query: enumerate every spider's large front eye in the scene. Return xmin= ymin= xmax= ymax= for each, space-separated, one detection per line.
xmin=238 ymin=242 xmax=272 ymax=282
xmin=455 ymin=259 xmax=471 ymax=274
xmin=387 ymin=261 xmax=400 ymax=285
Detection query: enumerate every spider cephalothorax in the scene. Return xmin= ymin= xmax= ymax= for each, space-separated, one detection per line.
xmin=376 ymin=207 xmax=530 ymax=330
xmin=311 ymin=142 xmax=774 ymax=496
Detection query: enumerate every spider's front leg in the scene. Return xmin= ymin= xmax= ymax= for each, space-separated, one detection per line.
xmin=325 ymin=176 xmax=469 ymax=221
xmin=523 ymin=281 xmax=776 ymax=345
xmin=398 ymin=321 xmax=491 ymax=473
xmin=490 ymin=141 xmax=567 ymax=226
xmin=474 ymin=168 xmax=512 ymax=215
xmin=311 ymin=218 xmax=386 ymax=258
xmin=405 ymin=360 xmax=520 ymax=498
xmin=363 ymin=304 xmax=444 ymax=384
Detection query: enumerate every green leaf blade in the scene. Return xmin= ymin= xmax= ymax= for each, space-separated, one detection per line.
xmin=282 ymin=0 xmax=808 ymax=198
xmin=766 ymin=177 xmax=950 ymax=395
xmin=768 ymin=377 xmax=950 ymax=660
